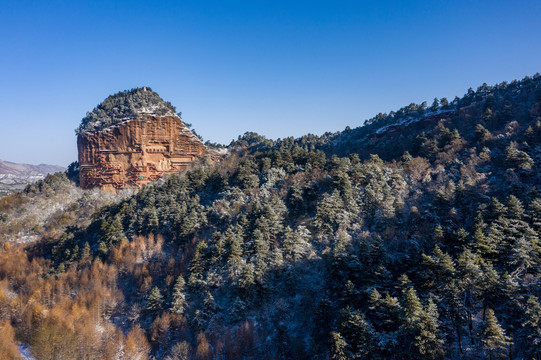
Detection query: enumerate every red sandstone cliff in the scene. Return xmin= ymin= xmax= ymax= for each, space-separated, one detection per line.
xmin=77 ymin=115 xmax=206 ymax=191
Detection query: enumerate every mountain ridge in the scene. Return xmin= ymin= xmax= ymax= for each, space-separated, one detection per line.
xmin=0 ymin=159 xmax=65 ymax=196
xmin=1 ymin=73 xmax=541 ymax=359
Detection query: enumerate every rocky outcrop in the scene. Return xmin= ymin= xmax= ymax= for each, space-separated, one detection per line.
xmin=78 ymin=114 xmax=206 ymax=191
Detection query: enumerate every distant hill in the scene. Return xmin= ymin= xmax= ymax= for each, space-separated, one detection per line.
xmin=0 ymin=159 xmax=65 ymax=196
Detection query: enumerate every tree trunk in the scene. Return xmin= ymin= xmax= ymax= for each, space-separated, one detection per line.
xmin=464 ymin=289 xmax=474 ymax=345
xmin=468 ymin=311 xmax=474 ymax=345
xmin=456 ymin=322 xmax=463 ymax=358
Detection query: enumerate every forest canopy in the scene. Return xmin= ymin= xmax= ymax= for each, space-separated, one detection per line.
xmin=2 ymin=74 xmax=541 ymax=359
xmin=76 ymin=87 xmax=177 ymax=134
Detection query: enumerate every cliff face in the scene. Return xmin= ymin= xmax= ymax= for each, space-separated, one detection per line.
xmin=77 ymin=115 xmax=206 ymax=190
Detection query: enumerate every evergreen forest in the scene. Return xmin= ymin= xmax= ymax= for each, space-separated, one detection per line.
xmin=2 ymin=74 xmax=541 ymax=359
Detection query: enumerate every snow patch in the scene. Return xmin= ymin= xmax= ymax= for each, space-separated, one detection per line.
xmin=17 ymin=344 xmax=35 ymax=360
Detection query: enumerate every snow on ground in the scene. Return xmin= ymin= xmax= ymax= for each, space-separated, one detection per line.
xmin=374 ymin=109 xmax=454 ymax=135
xmin=17 ymin=344 xmax=35 ymax=360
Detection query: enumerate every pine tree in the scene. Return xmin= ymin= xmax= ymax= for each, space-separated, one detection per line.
xmin=253 ymin=228 xmax=270 ymax=282
xmin=444 ymin=280 xmax=466 ymax=357
xmin=170 ymin=275 xmax=187 ymax=314
xmin=483 ymin=220 xmax=506 ymax=260
xmin=333 ymin=170 xmax=355 ymax=208
xmin=270 ymin=246 xmax=284 ymax=268
xmin=529 ymin=198 xmax=541 ymax=234
xmin=421 ymin=245 xmax=455 ymax=291
xmin=282 ymin=225 xmax=312 ymax=264
xmin=337 ymin=308 xmax=376 ymax=358
xmin=401 ymin=286 xmax=423 ymax=354
xmin=506 ymin=195 xmax=524 ymax=219
xmin=476 ymin=123 xmax=493 ymax=143
xmin=202 ymin=290 xmax=216 ymax=315
xmin=523 ymin=296 xmax=541 ymax=360
xmin=481 ymin=309 xmax=510 ymax=359
xmin=254 ymin=198 xmax=286 ymax=246
xmin=147 ymin=286 xmax=164 ymax=313
xmin=488 ymin=198 xmax=506 ymax=222
xmin=370 ymin=291 xmax=401 ymax=335
xmin=188 ymin=241 xmax=207 ymax=288
xmin=368 ymin=288 xmax=382 ymax=309
xmin=315 ymin=190 xmax=347 ymax=235
xmin=500 ymin=272 xmax=518 ymax=300
xmin=146 ymin=205 xmax=159 ymax=233
xmin=100 ymin=214 xmax=125 ymax=246
xmin=330 ymin=331 xmax=351 ymax=360
xmin=510 ymin=227 xmax=539 ymax=276
xmin=416 ymin=298 xmax=445 ymax=359
xmin=400 ymin=286 xmax=444 ymax=358
xmin=237 ymin=262 xmax=255 ymax=294
xmin=440 ymin=97 xmax=449 ymax=108
xmin=80 ymin=241 xmax=91 ymax=262
xmin=473 ymin=211 xmax=495 ymax=256
xmin=98 ymin=241 xmax=108 ymax=257
xmin=430 ymin=98 xmax=439 ymax=112
xmin=457 ymin=248 xmax=483 ymax=345
xmin=479 ymin=262 xmax=501 ymax=320
xmin=286 ymin=181 xmax=305 ymax=216
xmin=227 ymin=228 xmax=243 ymax=281
xmin=505 ymin=141 xmax=534 ymax=170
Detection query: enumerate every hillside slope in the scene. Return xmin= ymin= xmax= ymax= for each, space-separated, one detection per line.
xmin=1 ymin=74 xmax=541 ymax=359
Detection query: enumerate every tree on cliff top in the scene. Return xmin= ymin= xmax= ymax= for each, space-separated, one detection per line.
xmin=76 ymin=87 xmax=177 ymax=134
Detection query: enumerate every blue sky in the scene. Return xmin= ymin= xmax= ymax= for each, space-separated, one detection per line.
xmin=1 ymin=0 xmax=540 ymax=166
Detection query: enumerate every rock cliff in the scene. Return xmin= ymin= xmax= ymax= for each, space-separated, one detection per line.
xmin=77 ymin=88 xmax=207 ymax=190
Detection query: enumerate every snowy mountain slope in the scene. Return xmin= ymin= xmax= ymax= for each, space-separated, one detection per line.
xmin=0 ymin=159 xmax=65 ymax=196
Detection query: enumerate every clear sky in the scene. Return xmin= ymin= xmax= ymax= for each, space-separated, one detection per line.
xmin=1 ymin=0 xmax=540 ymax=166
